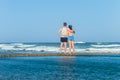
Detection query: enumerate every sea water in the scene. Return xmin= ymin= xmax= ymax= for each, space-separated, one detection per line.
xmin=0 ymin=42 xmax=120 ymax=54
xmin=0 ymin=42 xmax=120 ymax=80
xmin=0 ymin=56 xmax=120 ymax=80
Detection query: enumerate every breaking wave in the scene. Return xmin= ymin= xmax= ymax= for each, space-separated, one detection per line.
xmin=91 ymin=44 xmax=120 ymax=48
xmin=0 ymin=43 xmax=120 ymax=53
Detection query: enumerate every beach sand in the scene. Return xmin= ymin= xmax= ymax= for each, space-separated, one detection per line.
xmin=0 ymin=52 xmax=119 ymax=57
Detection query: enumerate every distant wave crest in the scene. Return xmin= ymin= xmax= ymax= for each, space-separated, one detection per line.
xmin=91 ymin=44 xmax=120 ymax=48
xmin=75 ymin=41 xmax=86 ymax=44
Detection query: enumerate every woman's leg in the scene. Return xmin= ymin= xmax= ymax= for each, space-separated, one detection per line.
xmin=68 ymin=40 xmax=71 ymax=54
xmin=71 ymin=41 xmax=75 ymax=53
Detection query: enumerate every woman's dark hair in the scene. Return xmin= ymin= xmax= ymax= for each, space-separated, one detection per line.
xmin=68 ymin=25 xmax=73 ymax=30
xmin=68 ymin=25 xmax=75 ymax=33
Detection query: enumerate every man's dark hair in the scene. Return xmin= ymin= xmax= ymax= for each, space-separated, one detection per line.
xmin=63 ymin=22 xmax=67 ymax=26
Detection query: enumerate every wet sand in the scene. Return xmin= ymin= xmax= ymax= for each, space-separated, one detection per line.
xmin=0 ymin=53 xmax=119 ymax=57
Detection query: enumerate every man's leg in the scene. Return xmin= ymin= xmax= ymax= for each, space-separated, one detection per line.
xmin=60 ymin=42 xmax=63 ymax=54
xmin=63 ymin=42 xmax=67 ymax=54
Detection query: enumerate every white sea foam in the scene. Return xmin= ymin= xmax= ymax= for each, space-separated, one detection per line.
xmin=0 ymin=43 xmax=35 ymax=51
xmin=10 ymin=43 xmax=35 ymax=48
xmin=10 ymin=43 xmax=23 ymax=46
xmin=75 ymin=41 xmax=86 ymax=44
xmin=0 ymin=43 xmax=59 ymax=52
xmin=1 ymin=43 xmax=120 ymax=53
xmin=81 ymin=48 xmax=120 ymax=53
xmin=91 ymin=44 xmax=120 ymax=48
xmin=0 ymin=44 xmax=15 ymax=50
xmin=25 ymin=46 xmax=59 ymax=52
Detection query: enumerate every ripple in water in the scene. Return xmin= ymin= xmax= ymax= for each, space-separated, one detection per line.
xmin=0 ymin=56 xmax=120 ymax=80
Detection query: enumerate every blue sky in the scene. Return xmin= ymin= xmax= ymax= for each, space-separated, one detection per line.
xmin=0 ymin=0 xmax=120 ymax=42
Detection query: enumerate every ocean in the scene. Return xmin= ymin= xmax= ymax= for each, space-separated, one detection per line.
xmin=0 ymin=42 xmax=120 ymax=54
xmin=0 ymin=42 xmax=120 ymax=80
xmin=0 ymin=56 xmax=120 ymax=80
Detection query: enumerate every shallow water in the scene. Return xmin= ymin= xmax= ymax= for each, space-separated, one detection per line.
xmin=0 ymin=56 xmax=120 ymax=80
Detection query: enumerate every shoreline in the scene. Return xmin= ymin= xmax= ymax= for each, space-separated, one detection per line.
xmin=0 ymin=53 xmax=120 ymax=57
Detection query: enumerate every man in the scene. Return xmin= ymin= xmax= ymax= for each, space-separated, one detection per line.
xmin=58 ymin=22 xmax=69 ymax=54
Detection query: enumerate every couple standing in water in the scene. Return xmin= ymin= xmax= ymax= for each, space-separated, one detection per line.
xmin=58 ymin=22 xmax=75 ymax=54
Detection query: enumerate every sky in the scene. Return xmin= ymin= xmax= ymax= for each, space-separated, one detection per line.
xmin=0 ymin=0 xmax=120 ymax=42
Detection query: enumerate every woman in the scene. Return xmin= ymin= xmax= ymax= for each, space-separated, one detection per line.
xmin=68 ymin=25 xmax=75 ymax=53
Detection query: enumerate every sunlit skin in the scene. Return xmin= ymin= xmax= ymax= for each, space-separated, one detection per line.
xmin=58 ymin=26 xmax=69 ymax=54
xmin=68 ymin=29 xmax=75 ymax=54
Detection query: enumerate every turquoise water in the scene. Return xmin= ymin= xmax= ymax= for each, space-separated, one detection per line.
xmin=0 ymin=56 xmax=120 ymax=80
